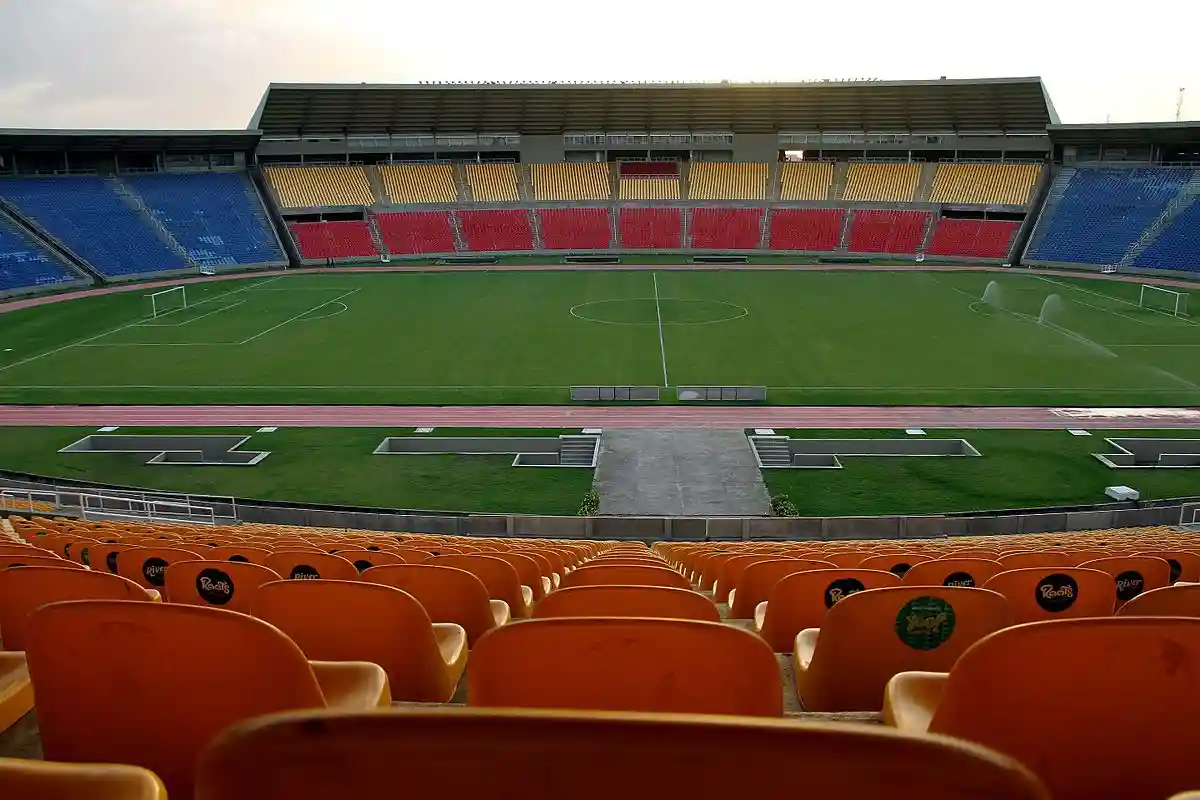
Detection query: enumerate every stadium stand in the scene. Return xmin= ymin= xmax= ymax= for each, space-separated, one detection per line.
xmin=929 ymin=163 xmax=1043 ymax=206
xmin=1133 ymin=199 xmax=1200 ymax=271
xmin=465 ymin=164 xmax=521 ymax=203
xmin=768 ymin=208 xmax=844 ymax=251
xmin=0 ymin=214 xmax=79 ymax=293
xmin=1028 ymin=167 xmax=1192 ymax=265
xmin=689 ymin=207 xmax=763 ymax=249
xmin=264 ymin=166 xmax=376 ymax=209
xmin=458 ymin=209 xmax=535 ymax=251
xmin=617 ymin=162 xmax=680 ymax=200
xmin=619 ymin=207 xmax=682 ymax=248
xmin=847 ymin=209 xmax=931 ymax=253
xmin=0 ymin=177 xmax=188 ymax=277
xmin=779 ymin=161 xmax=835 ymax=201
xmin=288 ymin=220 xmax=377 ymax=260
xmin=688 ymin=163 xmax=769 ymax=200
xmin=537 ymin=208 xmax=612 ymax=249
xmin=378 ymin=164 xmax=458 ymax=205
xmin=124 ymin=172 xmax=284 ymax=266
xmin=375 ymin=211 xmax=456 ymax=255
xmin=843 ymin=163 xmax=921 ymax=202
xmin=530 ymin=163 xmax=611 ymax=201
xmin=926 ymin=218 xmax=1019 ymax=258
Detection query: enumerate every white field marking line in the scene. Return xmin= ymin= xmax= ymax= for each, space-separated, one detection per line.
xmin=652 ymin=272 xmax=669 ymax=387
xmin=0 ymin=275 xmax=289 ymax=373
xmin=1032 ymin=275 xmax=1200 ymax=328
xmin=236 ymin=288 xmax=360 ymax=345
xmin=136 ymin=300 xmax=247 ymax=328
xmin=1110 ymin=343 xmax=1200 ymax=347
xmin=569 ymin=298 xmax=748 ymax=326
xmin=293 ymin=301 xmax=348 ymax=322
xmin=1070 ymin=297 xmax=1151 ymax=325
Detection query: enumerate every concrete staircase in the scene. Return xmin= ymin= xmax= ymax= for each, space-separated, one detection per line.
xmin=559 ymin=435 xmax=600 ymax=467
xmin=916 ymin=162 xmax=939 ymax=202
xmin=528 ymin=208 xmax=546 ymax=250
xmin=109 ymin=178 xmax=196 ymax=268
xmin=758 ymin=206 xmax=772 ymax=249
xmin=681 ymin=207 xmax=692 ymax=248
xmin=1024 ymin=166 xmax=1076 ymax=256
xmin=830 ymin=162 xmax=851 ymax=201
xmin=750 ymin=436 xmax=792 ymax=467
xmin=365 ymin=166 xmax=389 ymax=206
xmin=367 ymin=216 xmax=389 ymax=258
xmin=447 ymin=210 xmax=468 ymax=251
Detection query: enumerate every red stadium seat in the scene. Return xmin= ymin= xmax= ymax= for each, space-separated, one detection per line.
xmin=374 ymin=211 xmax=455 ymax=255
xmin=926 ymin=219 xmax=1019 ymax=258
xmin=537 ymin=208 xmax=612 ymax=250
xmin=846 ymin=210 xmax=931 ymax=254
xmin=689 ymin=208 xmax=762 ymax=249
xmin=457 ymin=210 xmax=534 ymax=252
xmin=619 ymin=208 xmax=681 ymax=249
xmin=289 ymin=221 xmax=376 ymax=260
xmin=768 ymin=209 xmax=844 ymax=251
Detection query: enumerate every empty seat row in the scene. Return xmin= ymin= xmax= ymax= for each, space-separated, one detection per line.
xmin=688 ymin=163 xmax=769 ymax=200
xmin=926 ymin=218 xmax=1019 ymax=258
xmin=288 ymin=220 xmax=376 ymax=260
xmin=846 ymin=209 xmax=930 ymax=253
xmin=530 ymin=163 xmax=611 ymax=201
xmin=0 ymin=214 xmax=79 ymax=293
xmin=264 ymin=166 xmax=376 ymax=209
xmin=929 ymin=163 xmax=1043 ymax=206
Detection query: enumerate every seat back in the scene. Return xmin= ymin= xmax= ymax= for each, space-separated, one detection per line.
xmin=264 ymin=551 xmax=359 ymax=581
xmin=802 ymin=586 xmax=1011 ymax=712
xmin=339 ymin=550 xmax=408 ymax=573
xmin=713 ymin=555 xmax=775 ymax=602
xmin=431 ymin=555 xmax=528 ymax=616
xmin=471 ymin=617 xmax=781 ymax=716
xmin=25 ymin=600 xmax=325 ymax=800
xmin=1134 ymin=551 xmax=1200 ymax=583
xmin=196 ymin=707 xmax=1050 ymax=800
xmin=490 ymin=552 xmax=546 ymax=600
xmin=730 ymin=559 xmax=837 ymax=619
xmin=534 ymin=585 xmax=720 ymax=622
xmin=360 ymin=564 xmax=499 ymax=646
xmin=901 ymin=559 xmax=1004 ymax=589
xmin=117 ymin=547 xmax=204 ymax=591
xmin=982 ymin=567 xmax=1116 ymax=623
xmin=856 ymin=553 xmax=932 ymax=577
xmin=697 ymin=553 xmax=734 ymax=591
xmin=996 ymin=551 xmax=1073 ymax=569
xmin=164 ymin=561 xmax=283 ymax=614
xmin=253 ymin=580 xmax=448 ymax=702
xmin=0 ymin=554 xmax=84 ymax=572
xmin=1077 ymin=556 xmax=1172 ymax=607
xmin=208 ymin=545 xmax=272 ymax=566
xmin=0 ymin=566 xmax=153 ymax=651
xmin=561 ymin=564 xmax=691 ymax=590
xmin=759 ymin=569 xmax=902 ymax=652
xmin=930 ymin=618 xmax=1200 ymax=800
xmin=0 ymin=757 xmax=167 ymax=798
xmin=1117 ymin=584 xmax=1200 ymax=617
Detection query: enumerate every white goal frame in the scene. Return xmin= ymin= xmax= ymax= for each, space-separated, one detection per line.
xmin=1139 ymin=284 xmax=1190 ymax=317
xmin=148 ymin=285 xmax=187 ymax=318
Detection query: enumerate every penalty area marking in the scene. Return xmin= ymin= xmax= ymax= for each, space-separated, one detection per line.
xmin=570 ymin=297 xmax=749 ymax=326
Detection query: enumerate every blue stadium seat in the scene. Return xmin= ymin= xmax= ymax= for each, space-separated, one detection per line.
xmin=125 ymin=172 xmax=284 ymax=266
xmin=1029 ymin=168 xmax=1192 ymax=265
xmin=0 ymin=215 xmax=79 ymax=293
xmin=0 ymin=177 xmax=187 ymax=277
xmin=1134 ymin=200 xmax=1200 ymax=272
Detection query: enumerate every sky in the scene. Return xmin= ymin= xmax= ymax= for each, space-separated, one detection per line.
xmin=0 ymin=0 xmax=1197 ymax=130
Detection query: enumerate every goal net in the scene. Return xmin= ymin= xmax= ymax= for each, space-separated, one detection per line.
xmin=1139 ymin=284 xmax=1189 ymax=317
xmin=148 ymin=286 xmax=187 ymax=318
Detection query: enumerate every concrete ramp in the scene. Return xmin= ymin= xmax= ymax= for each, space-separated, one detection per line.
xmin=595 ymin=429 xmax=770 ymax=517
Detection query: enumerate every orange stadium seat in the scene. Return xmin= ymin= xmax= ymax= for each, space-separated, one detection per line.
xmin=561 ymin=563 xmax=691 ymax=590
xmin=116 ymin=546 xmax=203 ymax=591
xmin=755 ymin=568 xmax=903 ymax=652
xmin=0 ymin=757 xmax=166 ymax=800
xmin=361 ymin=563 xmax=510 ymax=646
xmin=728 ymin=558 xmax=837 ymax=619
xmin=901 ymin=558 xmax=1005 ymax=588
xmin=0 ymin=554 xmax=84 ymax=572
xmin=164 ymin=560 xmax=283 ymax=614
xmin=264 ymin=551 xmax=359 ymax=581
xmin=1117 ymin=583 xmax=1200 ymax=617
xmin=431 ymin=554 xmax=533 ymax=618
xmin=469 ymin=617 xmax=782 ymax=716
xmin=981 ymin=567 xmax=1117 ymax=623
xmin=1078 ymin=556 xmax=1172 ymax=607
xmin=533 ymin=585 xmax=721 ymax=622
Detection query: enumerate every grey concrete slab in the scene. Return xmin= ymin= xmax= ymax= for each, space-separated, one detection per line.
xmin=595 ymin=429 xmax=770 ymax=517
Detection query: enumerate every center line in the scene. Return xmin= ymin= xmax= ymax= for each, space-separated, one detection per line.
xmin=653 ymin=272 xmax=669 ymax=387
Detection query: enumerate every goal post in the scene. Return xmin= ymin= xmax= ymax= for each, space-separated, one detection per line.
xmin=1139 ymin=284 xmax=1189 ymax=317
xmin=148 ymin=286 xmax=187 ymax=318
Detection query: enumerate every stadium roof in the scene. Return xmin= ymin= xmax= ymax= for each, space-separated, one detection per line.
xmin=251 ymin=78 xmax=1059 ymax=136
xmin=1047 ymin=122 xmax=1200 ymax=147
xmin=0 ymin=129 xmax=261 ymax=153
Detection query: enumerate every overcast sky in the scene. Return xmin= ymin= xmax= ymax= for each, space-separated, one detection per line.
xmin=0 ymin=0 xmax=1196 ymax=130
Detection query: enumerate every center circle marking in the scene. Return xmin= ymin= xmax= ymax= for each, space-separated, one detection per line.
xmin=570 ymin=298 xmax=748 ymax=326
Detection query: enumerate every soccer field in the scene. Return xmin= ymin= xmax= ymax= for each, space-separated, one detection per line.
xmin=1 ymin=267 xmax=1199 ymax=406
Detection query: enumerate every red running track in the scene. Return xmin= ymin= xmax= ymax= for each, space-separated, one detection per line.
xmin=0 ymin=405 xmax=1198 ymax=429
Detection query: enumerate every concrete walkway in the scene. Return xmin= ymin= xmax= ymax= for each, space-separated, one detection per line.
xmin=594 ymin=429 xmax=771 ymax=516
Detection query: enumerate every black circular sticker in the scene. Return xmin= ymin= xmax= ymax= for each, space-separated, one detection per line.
xmin=80 ymin=547 xmax=91 ymax=567
xmin=142 ymin=557 xmax=169 ymax=587
xmin=228 ymin=554 xmax=250 ymax=563
xmin=354 ymin=559 xmax=373 ymax=573
xmin=367 ymin=546 xmax=381 ymax=552
xmin=1035 ymin=573 xmax=1079 ymax=613
xmin=1115 ymin=570 xmax=1145 ymax=602
xmin=824 ymin=578 xmax=867 ymax=609
xmin=196 ymin=568 xmax=235 ymax=605
xmin=890 ymin=562 xmax=913 ymax=577
xmin=290 ymin=564 xmax=320 ymax=580
xmin=1167 ymin=559 xmax=1182 ymax=583
xmin=106 ymin=551 xmax=120 ymax=574
xmin=943 ymin=571 xmax=976 ymax=588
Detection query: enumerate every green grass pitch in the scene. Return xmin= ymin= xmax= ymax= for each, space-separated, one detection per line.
xmin=1 ymin=268 xmax=1199 ymax=406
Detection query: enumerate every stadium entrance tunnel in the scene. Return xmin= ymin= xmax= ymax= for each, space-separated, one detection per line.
xmin=59 ymin=435 xmax=269 ymax=466
xmin=749 ymin=435 xmax=981 ymax=469
xmin=1093 ymin=438 xmax=1200 ymax=468
xmin=373 ymin=435 xmax=599 ymax=468
xmin=570 ymin=298 xmax=748 ymax=326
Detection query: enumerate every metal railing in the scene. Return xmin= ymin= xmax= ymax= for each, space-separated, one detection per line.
xmin=79 ymin=493 xmax=217 ymax=525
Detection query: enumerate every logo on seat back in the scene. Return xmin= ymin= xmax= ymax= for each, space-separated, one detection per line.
xmin=1115 ymin=570 xmax=1145 ymax=602
xmin=1035 ymin=573 xmax=1078 ymax=612
xmin=895 ymin=596 xmax=956 ymax=650
xmin=290 ymin=564 xmax=320 ymax=580
xmin=142 ymin=557 xmax=169 ymax=587
xmin=943 ymin=571 xmax=975 ymax=587
xmin=197 ymin=568 xmax=235 ymax=605
xmin=824 ymin=577 xmax=867 ymax=609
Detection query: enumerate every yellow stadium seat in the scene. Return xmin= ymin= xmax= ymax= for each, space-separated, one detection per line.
xmin=378 ymin=163 xmax=458 ymax=204
xmin=0 ymin=757 xmax=165 ymax=800
xmin=795 ymin=586 xmax=1011 ymax=711
xmin=465 ymin=163 xmax=520 ymax=202
xmin=688 ymin=162 xmax=769 ymax=200
xmin=264 ymin=166 xmax=376 ymax=209
xmin=843 ymin=162 xmax=921 ymax=202
xmin=778 ymin=161 xmax=834 ymax=200
xmin=929 ymin=162 xmax=1042 ymax=205
xmin=530 ymin=163 xmax=611 ymax=200
xmin=884 ymin=618 xmax=1200 ymax=800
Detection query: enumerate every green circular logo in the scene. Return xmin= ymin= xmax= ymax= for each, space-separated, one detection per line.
xmin=895 ymin=596 xmax=957 ymax=651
